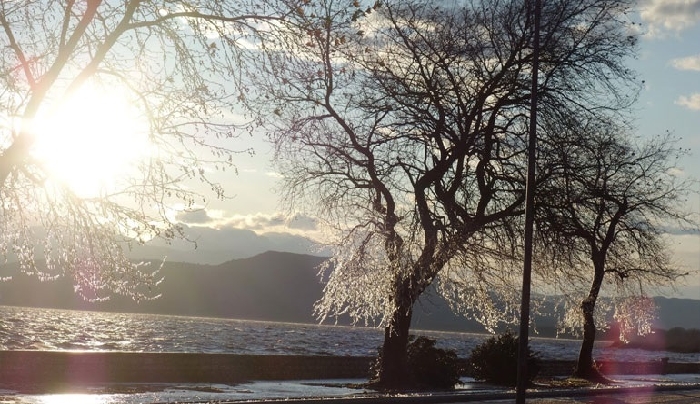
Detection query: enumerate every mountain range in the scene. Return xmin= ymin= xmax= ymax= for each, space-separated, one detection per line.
xmin=1 ymin=251 xmax=699 ymax=335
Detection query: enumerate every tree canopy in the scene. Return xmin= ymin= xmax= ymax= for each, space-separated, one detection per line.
xmin=532 ymin=118 xmax=696 ymax=379
xmin=0 ymin=0 xmax=298 ymax=300
xmin=242 ymin=0 xmax=646 ymax=388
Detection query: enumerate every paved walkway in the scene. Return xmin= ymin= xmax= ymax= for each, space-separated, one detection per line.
xmin=227 ymin=384 xmax=700 ymax=404
xmin=497 ymin=388 xmax=700 ymax=403
xmin=5 ymin=378 xmax=700 ymax=403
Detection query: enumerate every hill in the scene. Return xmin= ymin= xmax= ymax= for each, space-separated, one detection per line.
xmin=0 ymin=251 xmax=326 ymax=324
xmin=1 ymin=251 xmax=699 ymax=334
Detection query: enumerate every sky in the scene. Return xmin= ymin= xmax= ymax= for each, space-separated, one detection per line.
xmin=153 ymin=0 xmax=700 ymax=299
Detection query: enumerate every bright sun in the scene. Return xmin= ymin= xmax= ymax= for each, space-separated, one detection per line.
xmin=31 ymin=83 xmax=151 ymax=197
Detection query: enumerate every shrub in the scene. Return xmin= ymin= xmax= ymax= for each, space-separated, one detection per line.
xmin=407 ymin=336 xmax=462 ymax=390
xmin=467 ymin=331 xmax=540 ymax=386
xmin=370 ymin=335 xmax=462 ymax=390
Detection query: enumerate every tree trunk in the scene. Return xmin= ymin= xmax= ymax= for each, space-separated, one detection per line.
xmin=377 ymin=303 xmax=413 ymax=389
xmin=573 ymin=260 xmax=610 ymax=382
xmin=573 ymin=297 xmax=599 ymax=378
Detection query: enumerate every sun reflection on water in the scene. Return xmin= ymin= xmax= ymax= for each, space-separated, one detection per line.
xmin=39 ymin=394 xmax=110 ymax=404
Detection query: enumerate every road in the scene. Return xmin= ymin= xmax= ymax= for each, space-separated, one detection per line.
xmin=230 ymin=385 xmax=700 ymax=404
xmin=488 ymin=387 xmax=700 ymax=403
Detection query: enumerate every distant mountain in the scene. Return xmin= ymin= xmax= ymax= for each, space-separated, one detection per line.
xmin=1 ymin=251 xmax=699 ymax=334
xmin=0 ymin=251 xmax=327 ymax=324
xmin=653 ymin=296 xmax=700 ymax=330
xmin=125 ymin=227 xmax=330 ymax=265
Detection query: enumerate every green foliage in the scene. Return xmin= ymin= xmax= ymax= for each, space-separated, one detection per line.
xmin=370 ymin=336 xmax=462 ymax=390
xmin=467 ymin=331 xmax=540 ymax=386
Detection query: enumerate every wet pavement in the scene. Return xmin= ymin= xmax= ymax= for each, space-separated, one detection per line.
xmin=492 ymin=388 xmax=700 ymax=403
xmin=2 ymin=374 xmax=700 ymax=403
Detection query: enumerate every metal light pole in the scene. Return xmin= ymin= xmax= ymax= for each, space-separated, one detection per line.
xmin=515 ymin=0 xmax=541 ymax=402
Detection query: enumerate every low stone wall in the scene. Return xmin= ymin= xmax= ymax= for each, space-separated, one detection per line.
xmin=534 ymin=359 xmax=700 ymax=377
xmin=597 ymin=359 xmax=700 ymax=375
xmin=1 ymin=351 xmax=697 ymax=389
xmin=0 ymin=351 xmax=373 ymax=387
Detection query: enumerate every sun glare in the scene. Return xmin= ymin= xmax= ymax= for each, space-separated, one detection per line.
xmin=30 ymin=84 xmax=151 ymax=197
xmin=39 ymin=393 xmax=110 ymax=404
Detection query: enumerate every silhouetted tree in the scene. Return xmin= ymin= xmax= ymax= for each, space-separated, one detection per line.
xmin=0 ymin=0 xmax=299 ymax=299
xmin=243 ymin=0 xmax=640 ymax=388
xmin=534 ymin=120 xmax=696 ymax=381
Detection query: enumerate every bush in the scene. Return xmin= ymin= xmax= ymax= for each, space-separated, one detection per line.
xmin=407 ymin=336 xmax=462 ymax=390
xmin=370 ymin=335 xmax=462 ymax=390
xmin=467 ymin=331 xmax=540 ymax=386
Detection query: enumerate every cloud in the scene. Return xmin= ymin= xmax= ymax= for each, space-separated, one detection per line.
xmin=173 ymin=209 xmax=321 ymax=235
xmin=176 ymin=209 xmax=215 ymax=224
xmin=218 ymin=212 xmax=320 ymax=233
xmin=266 ymin=171 xmax=284 ymax=178
xmin=130 ymin=209 xmax=328 ymax=263
xmin=663 ymin=226 xmax=700 ymax=236
xmin=286 ymin=215 xmax=320 ymax=231
xmin=165 ymin=203 xmax=323 ymax=234
xmin=223 ymin=212 xmax=287 ymax=230
xmin=640 ymin=0 xmax=700 ymax=34
xmin=670 ymin=54 xmax=700 ymax=71
xmin=676 ymin=93 xmax=700 ymax=110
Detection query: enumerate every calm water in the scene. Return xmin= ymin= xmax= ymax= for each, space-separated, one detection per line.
xmin=1 ymin=305 xmax=699 ymax=363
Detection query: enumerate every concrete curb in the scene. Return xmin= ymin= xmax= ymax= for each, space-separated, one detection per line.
xmin=219 ymin=383 xmax=700 ymax=404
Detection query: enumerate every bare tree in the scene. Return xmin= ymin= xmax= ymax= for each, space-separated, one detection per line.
xmin=0 ymin=0 xmax=298 ymax=300
xmin=534 ymin=119 xmax=696 ymax=381
xmin=243 ymin=0 xmax=639 ymax=388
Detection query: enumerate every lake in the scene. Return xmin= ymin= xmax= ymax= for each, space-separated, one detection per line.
xmin=2 ymin=305 xmax=699 ymax=363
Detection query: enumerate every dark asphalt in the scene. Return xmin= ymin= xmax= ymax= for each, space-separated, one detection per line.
xmin=497 ymin=388 xmax=700 ymax=403
xmin=224 ymin=385 xmax=700 ymax=404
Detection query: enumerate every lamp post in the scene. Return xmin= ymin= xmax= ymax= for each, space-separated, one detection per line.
xmin=515 ymin=0 xmax=541 ymax=402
